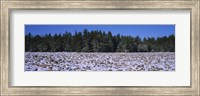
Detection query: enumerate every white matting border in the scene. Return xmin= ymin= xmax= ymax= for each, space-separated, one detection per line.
xmin=10 ymin=10 xmax=190 ymax=86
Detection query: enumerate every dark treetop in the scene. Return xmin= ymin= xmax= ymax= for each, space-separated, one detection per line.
xmin=25 ymin=29 xmax=175 ymax=52
xmin=25 ymin=25 xmax=175 ymax=39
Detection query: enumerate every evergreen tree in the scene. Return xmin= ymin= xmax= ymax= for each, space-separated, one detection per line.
xmin=25 ymin=30 xmax=175 ymax=52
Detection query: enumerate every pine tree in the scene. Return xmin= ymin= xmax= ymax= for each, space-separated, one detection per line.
xmin=25 ymin=30 xmax=175 ymax=52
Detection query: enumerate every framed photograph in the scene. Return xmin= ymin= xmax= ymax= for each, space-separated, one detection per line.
xmin=1 ymin=0 xmax=200 ymax=95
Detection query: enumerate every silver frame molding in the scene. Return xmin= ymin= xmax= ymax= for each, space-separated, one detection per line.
xmin=1 ymin=0 xmax=199 ymax=95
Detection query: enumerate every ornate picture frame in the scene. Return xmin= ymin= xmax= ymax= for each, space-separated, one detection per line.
xmin=1 ymin=0 xmax=199 ymax=95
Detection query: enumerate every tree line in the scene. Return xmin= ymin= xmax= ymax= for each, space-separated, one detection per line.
xmin=25 ymin=29 xmax=175 ymax=52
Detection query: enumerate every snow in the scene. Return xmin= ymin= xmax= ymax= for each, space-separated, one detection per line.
xmin=25 ymin=52 xmax=175 ymax=71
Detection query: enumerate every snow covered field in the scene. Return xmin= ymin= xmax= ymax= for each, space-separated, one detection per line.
xmin=25 ymin=52 xmax=175 ymax=71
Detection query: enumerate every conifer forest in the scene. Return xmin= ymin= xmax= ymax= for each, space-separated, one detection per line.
xmin=25 ymin=29 xmax=175 ymax=52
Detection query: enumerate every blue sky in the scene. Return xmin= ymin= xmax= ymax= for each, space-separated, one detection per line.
xmin=25 ymin=25 xmax=175 ymax=38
